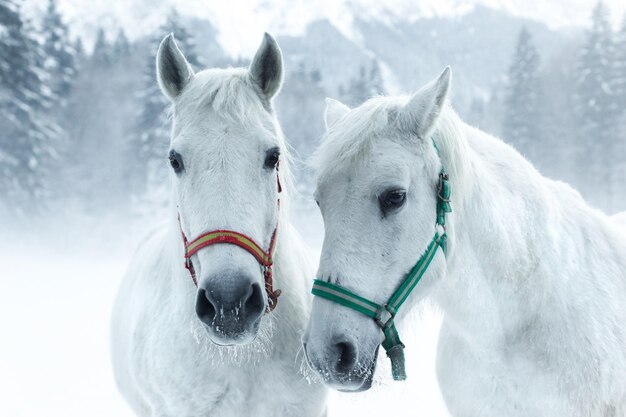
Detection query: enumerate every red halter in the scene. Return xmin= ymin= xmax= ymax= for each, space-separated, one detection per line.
xmin=178 ymin=166 xmax=283 ymax=312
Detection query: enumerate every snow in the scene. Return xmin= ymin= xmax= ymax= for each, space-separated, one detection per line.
xmin=0 ymin=246 xmax=134 ymax=417
xmin=0 ymin=208 xmax=449 ymax=416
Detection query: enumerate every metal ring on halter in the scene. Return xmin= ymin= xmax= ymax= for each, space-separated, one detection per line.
xmin=374 ymin=304 xmax=396 ymax=330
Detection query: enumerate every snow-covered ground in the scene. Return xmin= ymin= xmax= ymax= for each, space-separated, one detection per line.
xmin=0 ymin=247 xmax=133 ymax=417
xmin=1 ymin=209 xmax=449 ymax=416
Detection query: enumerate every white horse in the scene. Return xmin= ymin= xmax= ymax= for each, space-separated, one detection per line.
xmin=303 ymin=67 xmax=626 ymax=416
xmin=111 ymin=33 xmax=326 ymax=417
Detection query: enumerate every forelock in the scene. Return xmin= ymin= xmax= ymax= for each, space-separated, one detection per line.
xmin=175 ymin=67 xmax=270 ymax=126
xmin=312 ymin=96 xmax=410 ymax=181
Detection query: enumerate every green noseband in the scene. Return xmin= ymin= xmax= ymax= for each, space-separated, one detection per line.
xmin=311 ymin=147 xmax=451 ymax=381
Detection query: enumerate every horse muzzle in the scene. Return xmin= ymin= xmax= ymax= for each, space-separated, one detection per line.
xmin=195 ymin=272 xmax=266 ymax=345
xmin=302 ymin=335 xmax=378 ymax=392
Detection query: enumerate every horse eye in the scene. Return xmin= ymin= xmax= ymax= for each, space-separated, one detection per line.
xmin=169 ymin=150 xmax=184 ymax=173
xmin=379 ymin=189 xmax=406 ymax=215
xmin=264 ymin=147 xmax=280 ymax=169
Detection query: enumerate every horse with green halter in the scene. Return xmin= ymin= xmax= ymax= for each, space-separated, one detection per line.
xmin=312 ymin=156 xmax=451 ymax=381
xmin=306 ymin=65 xmax=626 ymax=415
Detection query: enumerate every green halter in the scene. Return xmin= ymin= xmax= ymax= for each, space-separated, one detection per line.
xmin=312 ymin=152 xmax=451 ymax=381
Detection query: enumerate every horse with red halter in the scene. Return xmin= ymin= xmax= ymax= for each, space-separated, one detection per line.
xmin=111 ymin=33 xmax=327 ymax=417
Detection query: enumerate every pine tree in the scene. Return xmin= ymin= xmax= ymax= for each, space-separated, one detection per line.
xmin=340 ymin=59 xmax=385 ymax=106
xmin=133 ymin=9 xmax=202 ymax=201
xmin=502 ymin=27 xmax=543 ymax=163
xmin=39 ymin=0 xmax=78 ymax=212
xmin=73 ymin=37 xmax=85 ymax=61
xmin=0 ymin=0 xmax=59 ymax=218
xmin=613 ymin=13 xmax=626 ymax=194
xmin=112 ymin=28 xmax=130 ymax=56
xmin=537 ymin=44 xmax=581 ymax=183
xmin=59 ymin=26 xmax=142 ymax=217
xmin=41 ymin=0 xmax=75 ymax=99
xmin=573 ymin=2 xmax=620 ymax=209
xmin=276 ymin=62 xmax=326 ymax=161
xmin=613 ymin=14 xmax=626 ymax=121
xmin=92 ymin=28 xmax=110 ymax=66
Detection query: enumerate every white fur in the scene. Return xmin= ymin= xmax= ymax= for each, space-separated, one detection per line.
xmin=324 ymin=98 xmax=350 ymax=130
xmin=613 ymin=212 xmax=626 ymax=227
xmin=305 ymin=68 xmax=626 ymax=416
xmin=111 ymin=34 xmax=326 ymax=417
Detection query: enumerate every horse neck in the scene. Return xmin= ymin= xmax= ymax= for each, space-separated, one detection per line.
xmin=430 ymin=112 xmax=574 ymax=347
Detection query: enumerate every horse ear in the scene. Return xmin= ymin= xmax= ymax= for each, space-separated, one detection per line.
xmin=324 ymin=98 xmax=350 ymax=129
xmin=249 ymin=33 xmax=283 ymax=100
xmin=156 ymin=33 xmax=195 ymax=101
xmin=398 ymin=66 xmax=451 ymax=138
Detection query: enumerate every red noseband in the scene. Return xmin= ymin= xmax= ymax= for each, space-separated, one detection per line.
xmin=178 ymin=166 xmax=283 ymax=312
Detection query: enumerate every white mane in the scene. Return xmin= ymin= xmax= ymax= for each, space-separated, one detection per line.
xmin=312 ymin=98 xmax=472 ymax=192
xmin=312 ymin=96 xmax=406 ymax=179
xmin=176 ymin=68 xmax=268 ymax=125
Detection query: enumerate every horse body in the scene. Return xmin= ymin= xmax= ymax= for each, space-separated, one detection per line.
xmin=111 ymin=33 xmax=326 ymax=417
xmin=613 ymin=211 xmax=626 ymax=226
xmin=432 ymin=117 xmax=626 ymax=416
xmin=304 ymin=68 xmax=625 ymax=416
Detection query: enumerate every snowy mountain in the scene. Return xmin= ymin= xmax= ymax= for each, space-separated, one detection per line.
xmin=23 ymin=0 xmax=625 ymax=57
xmin=18 ymin=0 xmax=614 ymax=117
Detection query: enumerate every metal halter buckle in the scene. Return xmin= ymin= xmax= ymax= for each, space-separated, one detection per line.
xmin=374 ymin=305 xmax=397 ymax=330
xmin=438 ymin=172 xmax=450 ymax=202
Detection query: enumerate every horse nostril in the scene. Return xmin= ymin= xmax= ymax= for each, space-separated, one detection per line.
xmin=196 ymin=288 xmax=216 ymax=325
xmin=195 ymin=278 xmax=265 ymax=331
xmin=334 ymin=341 xmax=357 ymax=374
xmin=244 ymin=283 xmax=265 ymax=317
